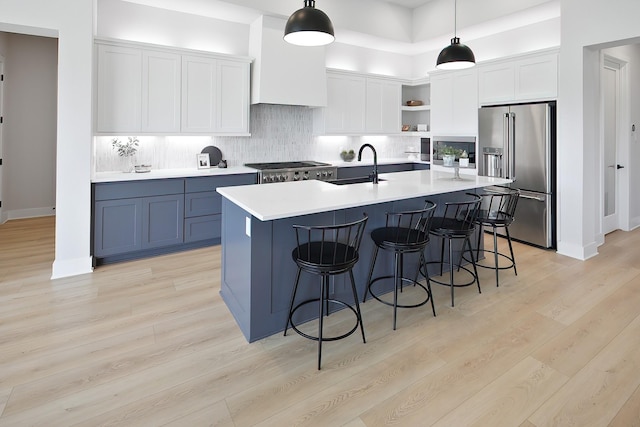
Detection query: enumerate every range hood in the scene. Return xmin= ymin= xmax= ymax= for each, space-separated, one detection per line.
xmin=249 ymin=15 xmax=327 ymax=107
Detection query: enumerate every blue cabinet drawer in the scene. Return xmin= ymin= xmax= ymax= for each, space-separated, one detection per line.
xmin=185 ymin=214 xmax=221 ymax=242
xmin=185 ymin=191 xmax=220 ymax=217
xmin=95 ymin=179 xmax=184 ymax=200
xmin=185 ymin=173 xmax=257 ymax=193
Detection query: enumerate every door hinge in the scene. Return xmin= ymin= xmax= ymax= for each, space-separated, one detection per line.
xmin=1 ymin=74 xmax=4 ymax=82
xmin=0 ymin=158 xmax=2 ymax=165
xmin=0 ymin=117 xmax=3 ymax=124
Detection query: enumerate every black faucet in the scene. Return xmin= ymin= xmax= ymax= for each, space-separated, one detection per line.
xmin=358 ymin=143 xmax=378 ymax=184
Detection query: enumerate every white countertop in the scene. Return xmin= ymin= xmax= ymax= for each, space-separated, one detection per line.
xmin=217 ymin=169 xmax=511 ymax=221
xmin=91 ymin=166 xmax=256 ymax=183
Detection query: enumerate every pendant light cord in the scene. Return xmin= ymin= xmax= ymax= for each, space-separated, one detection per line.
xmin=454 ymin=0 xmax=457 ymax=37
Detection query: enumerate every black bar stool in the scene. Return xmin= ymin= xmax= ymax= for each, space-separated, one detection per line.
xmin=363 ymin=201 xmax=437 ymax=330
xmin=471 ymin=186 xmax=520 ymax=287
xmin=284 ymin=215 xmax=368 ymax=370
xmin=422 ymin=194 xmax=482 ymax=307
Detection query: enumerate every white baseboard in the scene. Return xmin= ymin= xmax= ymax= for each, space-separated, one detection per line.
xmin=51 ymin=256 xmax=93 ymax=279
xmin=7 ymin=206 xmax=56 ymax=220
xmin=556 ymin=240 xmax=599 ymax=261
xmin=629 ymin=215 xmax=640 ymax=231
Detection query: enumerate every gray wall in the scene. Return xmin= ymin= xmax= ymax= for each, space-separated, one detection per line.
xmin=2 ymin=33 xmax=57 ymax=220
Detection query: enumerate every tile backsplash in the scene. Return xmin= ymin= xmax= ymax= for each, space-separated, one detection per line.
xmin=94 ymin=104 xmax=420 ymax=172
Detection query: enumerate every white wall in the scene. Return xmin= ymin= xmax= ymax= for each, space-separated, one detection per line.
xmin=3 ymin=33 xmax=57 ymax=220
xmin=0 ymin=0 xmax=95 ymax=279
xmin=557 ymin=0 xmax=640 ymax=259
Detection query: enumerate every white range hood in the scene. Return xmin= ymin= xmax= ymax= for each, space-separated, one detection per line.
xmin=249 ymin=15 xmax=327 ymax=107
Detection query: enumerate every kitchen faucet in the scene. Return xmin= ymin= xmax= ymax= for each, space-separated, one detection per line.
xmin=358 ymin=143 xmax=378 ymax=184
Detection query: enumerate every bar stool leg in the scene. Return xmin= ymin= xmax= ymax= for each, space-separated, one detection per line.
xmin=493 ymin=227 xmax=500 ymax=286
xmin=449 ymin=238 xmax=455 ymax=307
xmin=284 ymin=268 xmax=302 ymax=336
xmin=317 ymin=275 xmax=328 ymax=370
xmin=348 ymin=270 xmax=366 ymax=343
xmin=505 ymin=227 xmax=518 ymax=276
xmin=416 ymin=251 xmax=436 ymax=317
xmin=393 ymin=252 xmax=401 ymax=330
xmin=465 ymin=237 xmax=482 ymax=294
xmin=363 ymin=246 xmax=379 ymax=303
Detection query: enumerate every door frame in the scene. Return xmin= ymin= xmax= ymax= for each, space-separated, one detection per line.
xmin=0 ymin=55 xmax=4 ymax=224
xmin=599 ymin=53 xmax=630 ymax=238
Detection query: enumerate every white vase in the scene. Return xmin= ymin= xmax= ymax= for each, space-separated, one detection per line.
xmin=122 ymin=156 xmax=135 ymax=173
xmin=442 ymin=154 xmax=455 ymax=167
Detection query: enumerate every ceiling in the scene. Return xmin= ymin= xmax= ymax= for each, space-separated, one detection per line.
xmin=384 ymin=0 xmax=435 ymax=8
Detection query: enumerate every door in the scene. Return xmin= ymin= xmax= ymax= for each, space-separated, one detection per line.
xmin=510 ymin=103 xmax=551 ymax=193
xmin=478 ymin=106 xmax=509 ymax=177
xmin=0 ymin=56 xmax=4 ymax=223
xmin=602 ymin=58 xmax=621 ymax=234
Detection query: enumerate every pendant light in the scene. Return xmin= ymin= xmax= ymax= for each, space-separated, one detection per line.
xmin=284 ymin=0 xmax=335 ymax=47
xmin=436 ymin=0 xmax=475 ymax=70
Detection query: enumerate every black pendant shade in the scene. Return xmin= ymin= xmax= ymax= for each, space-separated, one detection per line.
xmin=284 ymin=0 xmax=335 ymax=46
xmin=436 ymin=37 xmax=476 ymax=70
xmin=436 ymin=0 xmax=475 ymax=70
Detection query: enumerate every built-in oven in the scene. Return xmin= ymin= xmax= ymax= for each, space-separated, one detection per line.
xmin=431 ymin=136 xmax=477 ymax=168
xmin=244 ymin=161 xmax=337 ymax=184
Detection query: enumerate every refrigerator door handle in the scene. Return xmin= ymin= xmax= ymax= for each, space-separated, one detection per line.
xmin=503 ymin=113 xmax=509 ymax=178
xmin=519 ymin=193 xmax=546 ymax=202
xmin=509 ymin=112 xmax=516 ymax=181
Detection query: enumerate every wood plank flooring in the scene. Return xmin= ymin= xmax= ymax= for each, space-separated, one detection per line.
xmin=1 ymin=216 xmax=639 ymax=426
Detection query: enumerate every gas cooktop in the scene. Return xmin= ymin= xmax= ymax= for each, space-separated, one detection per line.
xmin=244 ymin=161 xmax=331 ymax=170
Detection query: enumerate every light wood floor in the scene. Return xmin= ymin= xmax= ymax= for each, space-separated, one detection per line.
xmin=1 ymin=216 xmax=639 ymax=426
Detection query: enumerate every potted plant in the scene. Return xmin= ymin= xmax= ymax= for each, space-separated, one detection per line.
xmin=112 ymin=136 xmax=139 ymax=172
xmin=340 ymin=149 xmax=355 ymax=162
xmin=438 ymin=145 xmax=463 ymax=166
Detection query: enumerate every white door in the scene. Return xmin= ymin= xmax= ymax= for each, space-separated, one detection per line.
xmin=0 ymin=56 xmax=4 ymax=223
xmin=602 ymin=57 xmax=626 ymax=234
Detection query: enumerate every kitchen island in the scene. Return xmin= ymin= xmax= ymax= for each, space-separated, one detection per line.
xmin=217 ymin=169 xmax=511 ymax=342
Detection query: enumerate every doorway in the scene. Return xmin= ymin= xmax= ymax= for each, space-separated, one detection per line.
xmin=601 ymin=53 xmax=630 ymax=235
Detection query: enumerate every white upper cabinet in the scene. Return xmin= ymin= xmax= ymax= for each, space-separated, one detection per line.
xmin=430 ymin=68 xmax=478 ymax=136
xmin=365 ymin=78 xmax=401 ymax=134
xmin=142 ymin=50 xmax=181 ymax=133
xmin=96 ymin=44 xmax=142 ymax=133
xmin=479 ymin=50 xmax=558 ymax=105
xmin=95 ymin=40 xmax=250 ymax=135
xmin=314 ymin=70 xmax=401 ymax=135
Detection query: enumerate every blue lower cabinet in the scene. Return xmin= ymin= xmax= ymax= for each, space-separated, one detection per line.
xmin=185 ymin=214 xmax=221 ymax=242
xmin=142 ymin=194 xmax=185 ymax=249
xmin=94 ymin=198 xmax=143 ymax=257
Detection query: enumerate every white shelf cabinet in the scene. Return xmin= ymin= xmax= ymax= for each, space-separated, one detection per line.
xmin=430 ymin=68 xmax=478 ymax=136
xmin=314 ymin=70 xmax=401 ymax=135
xmin=401 ymin=81 xmax=431 ymax=134
xmin=96 ymin=44 xmax=143 ymax=133
xmin=95 ymin=39 xmax=250 ymax=135
xmin=479 ymin=50 xmax=558 ymax=105
xmin=182 ymin=56 xmax=249 ymax=134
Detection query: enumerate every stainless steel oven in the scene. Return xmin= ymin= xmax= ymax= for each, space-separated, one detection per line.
xmin=244 ymin=161 xmax=337 ymax=184
xmin=432 ymin=136 xmax=476 ymax=168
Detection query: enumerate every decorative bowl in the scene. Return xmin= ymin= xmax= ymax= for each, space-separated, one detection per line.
xmin=406 ymin=100 xmax=423 ymax=107
xmin=134 ymin=164 xmax=152 ymax=173
xmin=340 ymin=151 xmax=355 ymax=162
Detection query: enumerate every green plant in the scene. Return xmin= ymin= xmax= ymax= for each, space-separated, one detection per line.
xmin=112 ymin=136 xmax=139 ymax=157
xmin=438 ymin=145 xmax=463 ymax=157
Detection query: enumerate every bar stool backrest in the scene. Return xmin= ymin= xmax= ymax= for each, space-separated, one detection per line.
xmin=477 ymin=186 xmax=520 ymax=226
xmin=384 ymin=200 xmax=437 ymax=246
xmin=431 ymin=194 xmax=482 ymax=237
xmin=293 ymin=215 xmax=369 ymax=274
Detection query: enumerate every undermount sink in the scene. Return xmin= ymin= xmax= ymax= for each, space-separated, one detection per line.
xmin=327 ymin=176 xmax=386 ymax=185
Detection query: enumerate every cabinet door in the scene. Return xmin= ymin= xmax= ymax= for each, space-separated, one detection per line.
xmin=430 ymin=73 xmax=454 ymax=134
xmin=94 ymin=198 xmax=143 ymax=257
xmin=142 ymin=50 xmax=181 ymax=132
xmin=325 ymin=74 xmax=366 ymax=134
xmin=452 ymin=69 xmax=478 ymax=135
xmin=515 ymin=53 xmax=558 ymax=101
xmin=217 ymin=59 xmax=250 ymax=133
xmin=478 ymin=62 xmax=515 ymax=105
xmin=182 ymin=55 xmax=217 ymax=132
xmin=365 ymin=78 xmax=401 ymax=133
xmin=142 ymin=194 xmax=185 ymax=249
xmin=96 ymin=45 xmax=142 ymax=133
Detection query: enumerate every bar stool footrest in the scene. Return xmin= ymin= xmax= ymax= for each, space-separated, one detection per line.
xmin=367 ymin=275 xmax=431 ymax=308
xmin=423 ymin=261 xmax=478 ymax=288
xmin=465 ymin=249 xmax=515 ymax=271
xmin=289 ymin=298 xmax=360 ymax=342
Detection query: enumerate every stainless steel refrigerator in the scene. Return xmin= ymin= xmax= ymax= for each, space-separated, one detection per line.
xmin=478 ymin=102 xmax=556 ymax=248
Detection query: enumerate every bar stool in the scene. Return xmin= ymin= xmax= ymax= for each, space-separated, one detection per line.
xmin=284 ymin=215 xmax=368 ymax=370
xmin=363 ymin=201 xmax=437 ymax=330
xmin=471 ymin=186 xmax=520 ymax=287
xmin=422 ymin=194 xmax=482 ymax=307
